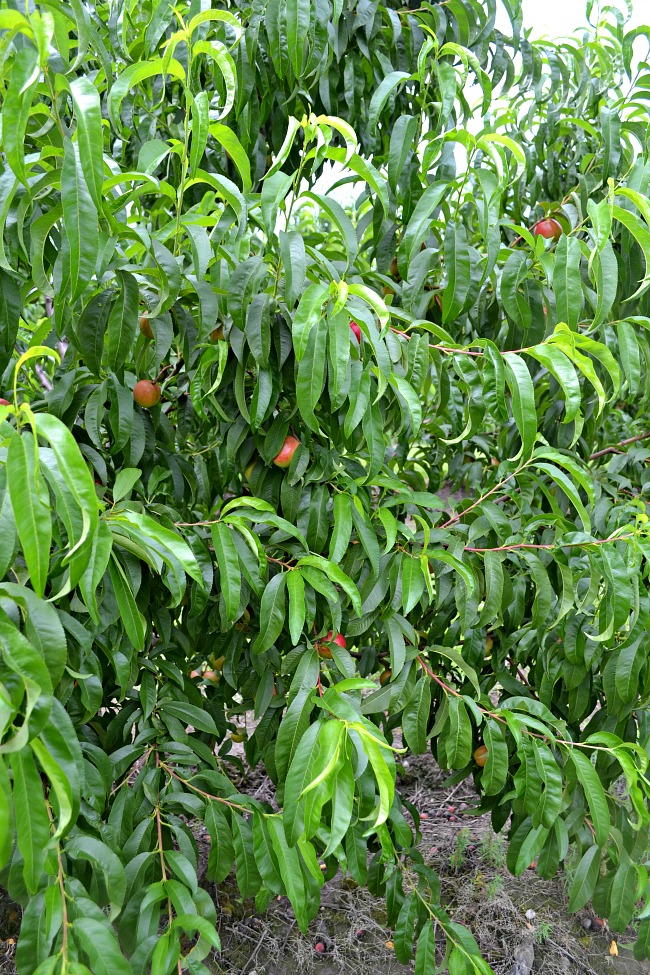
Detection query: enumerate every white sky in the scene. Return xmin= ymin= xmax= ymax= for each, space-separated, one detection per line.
xmin=501 ymin=0 xmax=647 ymax=36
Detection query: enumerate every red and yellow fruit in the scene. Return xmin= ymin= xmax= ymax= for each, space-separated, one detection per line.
xmin=139 ymin=315 xmax=153 ymax=340
xmin=210 ymin=325 xmax=224 ymax=341
xmin=273 ymin=436 xmax=300 ymax=468
xmin=317 ymin=631 xmax=346 ymax=658
xmin=474 ymin=745 xmax=488 ymax=767
xmin=379 ymin=669 xmax=392 ymax=686
xmin=532 ymin=217 xmax=563 ymax=241
xmin=133 ymin=380 xmax=161 ymax=407
xmin=350 ymin=320 xmax=361 ymax=343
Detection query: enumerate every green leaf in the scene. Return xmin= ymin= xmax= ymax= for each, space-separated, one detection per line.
xmin=617 ymin=321 xmax=641 ymax=395
xmin=525 ymin=343 xmax=582 ymax=426
xmin=205 ymin=803 xmax=235 ymax=883
xmin=609 ymin=860 xmax=639 ymax=932
xmin=305 ymin=192 xmax=358 ymax=270
xmin=501 ymin=251 xmax=532 ymax=330
xmin=283 ymin=720 xmax=320 ymax=844
xmin=403 ymin=182 xmax=449 ymax=265
xmin=442 ymin=222 xmax=471 ymax=323
xmin=266 ymin=814 xmax=308 ymax=928
xmin=295 ymin=555 xmax=362 ymax=616
xmin=11 ymin=748 xmax=50 ymax=894
xmin=189 ymin=90 xmax=210 ymax=177
xmin=481 ymin=720 xmax=509 ymax=796
xmin=503 ymin=352 xmax=537 ymax=459
xmin=414 ymin=921 xmax=436 ymax=975
xmin=570 ymin=750 xmax=610 ymax=847
xmin=388 ymin=115 xmax=418 ymax=193
xmin=446 ymin=697 xmax=473 ymax=767
xmin=65 ymin=835 xmax=127 ymax=919
xmin=107 ymin=58 xmax=186 ymax=130
xmin=329 ymin=493 xmax=352 ymax=564
xmin=252 ymin=573 xmax=287 ymax=654
xmin=112 ymin=468 xmax=141 ymax=503
xmin=231 ymin=813 xmax=262 ymax=898
xmin=506 ymin=818 xmax=549 ymax=876
xmin=287 ymin=570 xmax=306 ymax=646
xmin=402 ymin=679 xmax=431 ymax=755
xmin=324 ymin=759 xmax=355 ymax=856
xmin=108 ymin=555 xmax=145 ymax=650
xmin=69 ymin=76 xmax=104 ymax=209
xmin=394 ymin=892 xmax=418 ymax=963
xmin=429 ymin=646 xmax=480 ymax=695
xmin=61 ymin=138 xmax=98 ymax=300
xmin=212 ymin=523 xmax=242 ymax=623
xmin=286 ymin=0 xmax=310 ymax=77
xmin=568 ymin=845 xmax=601 ymax=912
xmin=209 ymin=122 xmax=251 ymax=192
xmin=296 ymin=315 xmax=328 ymax=430
xmin=106 ymin=271 xmax=139 ymax=372
xmin=7 ymin=433 xmax=51 ymax=598
xmin=368 ymin=71 xmax=410 ymax=133
xmin=2 ymin=48 xmax=39 ymax=185
xmin=73 ymin=918 xmax=133 ymax=975
xmin=553 ymin=235 xmax=583 ymax=330
xmin=0 ymin=759 xmax=11 ymax=871
xmin=279 ymin=230 xmax=306 ymax=310
xmin=159 ymin=701 xmax=218 ymax=736
xmin=292 ymin=283 xmax=328 ymax=361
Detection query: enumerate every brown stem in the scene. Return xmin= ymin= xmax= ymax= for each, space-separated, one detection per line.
xmin=57 ymin=845 xmax=68 ymax=960
xmin=590 ymin=431 xmax=650 ymax=460
xmin=416 ymin=655 xmax=616 ymax=754
xmin=161 ymin=763 xmax=250 ymax=812
xmin=439 ymin=465 xmax=526 ymax=530
xmin=154 ymin=750 xmax=167 ymax=882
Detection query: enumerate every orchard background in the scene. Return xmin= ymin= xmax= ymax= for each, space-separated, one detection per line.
xmin=1 ymin=0 xmax=650 ymax=972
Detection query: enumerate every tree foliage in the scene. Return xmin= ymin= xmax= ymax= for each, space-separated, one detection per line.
xmin=1 ymin=0 xmax=650 ymax=971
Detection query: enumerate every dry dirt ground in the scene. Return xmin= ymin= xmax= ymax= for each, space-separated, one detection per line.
xmin=1 ymin=750 xmax=649 ymax=975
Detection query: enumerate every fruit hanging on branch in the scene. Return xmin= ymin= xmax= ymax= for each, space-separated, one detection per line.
xmin=532 ymin=217 xmax=564 ymax=240
xmin=273 ymin=436 xmax=301 ymax=468
xmin=133 ymin=379 xmax=161 ymax=407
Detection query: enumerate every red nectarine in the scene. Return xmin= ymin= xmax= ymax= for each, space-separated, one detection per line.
xmin=133 ymin=380 xmax=161 ymax=407
xmin=532 ymin=217 xmax=563 ymax=241
xmin=273 ymin=436 xmax=300 ymax=468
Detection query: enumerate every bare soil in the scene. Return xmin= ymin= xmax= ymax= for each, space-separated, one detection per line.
xmin=1 ymin=749 xmax=649 ymax=975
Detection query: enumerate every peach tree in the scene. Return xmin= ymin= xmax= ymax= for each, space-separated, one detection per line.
xmin=1 ymin=0 xmax=650 ymax=972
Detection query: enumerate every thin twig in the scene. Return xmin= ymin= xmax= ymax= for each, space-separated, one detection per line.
xmin=590 ymin=430 xmax=650 ymax=459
